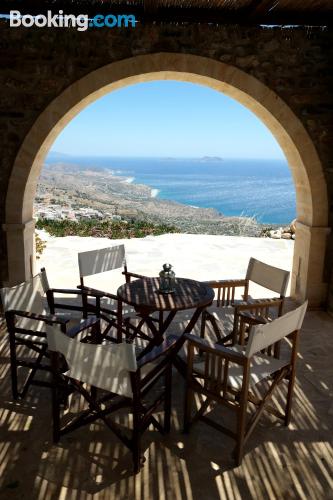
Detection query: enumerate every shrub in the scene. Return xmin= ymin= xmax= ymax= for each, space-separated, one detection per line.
xmin=35 ymin=232 xmax=46 ymax=259
xmin=35 ymin=218 xmax=178 ymax=239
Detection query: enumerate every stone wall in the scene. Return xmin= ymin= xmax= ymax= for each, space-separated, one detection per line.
xmin=0 ymin=23 xmax=332 ymax=307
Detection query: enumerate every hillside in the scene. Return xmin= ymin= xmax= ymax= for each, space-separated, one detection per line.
xmin=36 ymin=162 xmax=265 ymax=236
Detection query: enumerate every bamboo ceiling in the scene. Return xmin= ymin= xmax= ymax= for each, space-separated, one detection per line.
xmin=1 ymin=0 xmax=332 ymax=25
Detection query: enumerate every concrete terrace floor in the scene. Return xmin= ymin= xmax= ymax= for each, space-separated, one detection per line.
xmin=0 ymin=234 xmax=332 ymax=499
xmin=36 ymin=232 xmax=295 ymax=298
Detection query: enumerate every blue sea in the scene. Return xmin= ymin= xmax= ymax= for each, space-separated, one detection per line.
xmin=46 ymin=154 xmax=296 ymax=225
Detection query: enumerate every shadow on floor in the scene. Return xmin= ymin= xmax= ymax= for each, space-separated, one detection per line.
xmin=0 ymin=310 xmax=332 ymax=500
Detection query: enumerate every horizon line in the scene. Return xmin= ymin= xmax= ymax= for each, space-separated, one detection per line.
xmin=47 ymin=151 xmax=286 ymax=161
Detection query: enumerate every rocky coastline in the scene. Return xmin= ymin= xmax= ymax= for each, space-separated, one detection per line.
xmin=36 ymin=162 xmax=291 ymax=238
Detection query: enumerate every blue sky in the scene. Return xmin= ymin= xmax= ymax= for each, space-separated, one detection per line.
xmin=50 ymin=81 xmax=285 ymax=160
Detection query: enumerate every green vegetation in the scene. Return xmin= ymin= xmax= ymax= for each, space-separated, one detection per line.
xmin=36 ymin=218 xmax=179 ymax=239
xmin=35 ymin=232 xmax=47 ymax=259
xmin=259 ymin=226 xmax=274 ymax=238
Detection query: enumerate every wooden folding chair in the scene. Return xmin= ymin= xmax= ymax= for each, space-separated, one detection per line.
xmin=184 ymin=301 xmax=307 ymax=465
xmin=46 ymin=323 xmax=183 ymax=473
xmin=0 ymin=269 xmax=100 ymax=399
xmin=77 ymin=244 xmax=151 ymax=340
xmin=201 ymin=257 xmax=290 ymax=348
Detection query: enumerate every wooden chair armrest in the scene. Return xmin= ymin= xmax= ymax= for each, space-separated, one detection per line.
xmin=49 ymin=288 xmax=83 ymax=295
xmin=122 ymin=271 xmax=148 ymax=281
xmin=77 ymin=285 xmax=118 ymax=301
xmin=184 ymin=333 xmax=246 ymax=364
xmin=202 ymin=279 xmax=247 ymax=289
xmin=234 ymin=297 xmax=283 ymax=312
xmin=7 ymin=310 xmax=69 ymax=325
xmin=238 ymin=311 xmax=269 ymax=325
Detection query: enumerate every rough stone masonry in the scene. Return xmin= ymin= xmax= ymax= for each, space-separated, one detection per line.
xmin=0 ymin=23 xmax=332 ymax=309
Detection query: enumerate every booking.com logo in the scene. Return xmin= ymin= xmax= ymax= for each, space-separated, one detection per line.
xmin=8 ymin=10 xmax=137 ymax=31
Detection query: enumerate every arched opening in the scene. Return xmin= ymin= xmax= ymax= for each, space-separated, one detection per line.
xmin=4 ymin=53 xmax=330 ymax=307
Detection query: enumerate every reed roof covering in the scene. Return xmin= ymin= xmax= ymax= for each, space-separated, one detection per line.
xmin=2 ymin=0 xmax=332 ymax=25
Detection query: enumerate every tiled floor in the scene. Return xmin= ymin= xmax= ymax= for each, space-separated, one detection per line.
xmin=0 ymin=309 xmax=332 ymax=499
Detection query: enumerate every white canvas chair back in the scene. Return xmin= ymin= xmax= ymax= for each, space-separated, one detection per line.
xmin=246 ymin=301 xmax=308 ymax=358
xmin=46 ymin=324 xmax=137 ymax=397
xmin=0 ymin=272 xmax=49 ymax=330
xmin=0 ymin=273 xmax=47 ymax=315
xmin=78 ymin=245 xmax=126 ymax=278
xmin=246 ymin=257 xmax=290 ymax=296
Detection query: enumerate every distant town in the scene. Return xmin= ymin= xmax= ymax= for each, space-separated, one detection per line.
xmin=34 ymin=201 xmax=122 ymax=222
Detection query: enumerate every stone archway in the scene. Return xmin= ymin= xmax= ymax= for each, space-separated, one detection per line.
xmin=4 ymin=53 xmax=330 ymax=307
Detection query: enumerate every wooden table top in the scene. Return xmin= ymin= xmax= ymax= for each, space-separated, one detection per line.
xmin=117 ymin=277 xmax=214 ymax=312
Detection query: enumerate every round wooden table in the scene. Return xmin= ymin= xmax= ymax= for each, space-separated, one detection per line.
xmin=117 ymin=277 xmax=214 ymax=354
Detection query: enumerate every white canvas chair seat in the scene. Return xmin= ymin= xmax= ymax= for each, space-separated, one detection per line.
xmin=193 ymin=353 xmax=288 ymax=390
xmin=102 ymin=335 xmax=152 ymax=362
xmin=47 ymin=324 xmax=137 ymax=397
xmin=47 ymin=325 xmax=169 ymax=397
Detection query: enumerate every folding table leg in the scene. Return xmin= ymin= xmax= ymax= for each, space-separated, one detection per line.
xmin=164 ymin=363 xmax=172 ymax=433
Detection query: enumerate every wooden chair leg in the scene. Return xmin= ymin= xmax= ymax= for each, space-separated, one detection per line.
xmin=235 ymin=411 xmax=246 ymax=465
xmin=183 ymin=382 xmax=194 ymax=434
xmin=132 ymin=406 xmax=142 ymax=474
xmin=50 ymin=353 xmax=61 ymax=442
xmin=208 ymin=314 xmax=223 ymax=343
xmin=164 ymin=364 xmax=172 ymax=433
xmin=90 ymin=385 xmax=98 ymax=402
xmin=9 ymin=337 xmax=18 ymax=400
xmin=200 ymin=311 xmax=207 ymax=340
xmin=91 ymin=321 xmax=102 ymax=343
xmin=274 ymin=340 xmax=281 ymax=359
xmin=81 ymin=292 xmax=88 ymax=319
xmin=285 ymin=332 xmax=299 ymax=426
xmin=51 ymin=382 xmax=61 ymax=443
xmin=235 ymin=383 xmax=249 ymax=466
xmin=284 ymin=370 xmax=296 ymax=426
